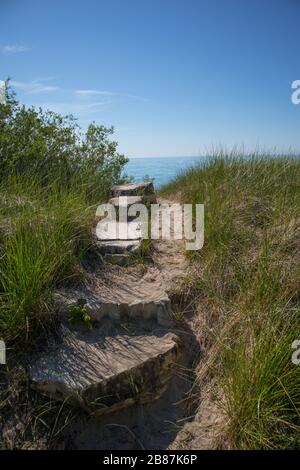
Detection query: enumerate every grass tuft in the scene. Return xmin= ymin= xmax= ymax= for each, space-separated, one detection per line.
xmin=161 ymin=151 xmax=300 ymax=449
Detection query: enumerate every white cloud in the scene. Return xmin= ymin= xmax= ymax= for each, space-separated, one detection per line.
xmin=75 ymin=88 xmax=147 ymax=102
xmin=35 ymin=100 xmax=112 ymax=116
xmin=0 ymin=45 xmax=31 ymax=54
xmin=8 ymin=79 xmax=147 ymax=121
xmin=11 ymin=80 xmax=58 ymax=94
xmin=75 ymin=89 xmax=115 ymax=96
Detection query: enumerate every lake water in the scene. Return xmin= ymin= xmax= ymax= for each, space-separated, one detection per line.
xmin=124 ymin=156 xmax=206 ymax=189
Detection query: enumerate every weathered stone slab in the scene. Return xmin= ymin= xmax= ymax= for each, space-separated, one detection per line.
xmin=95 ymin=239 xmax=141 ymax=255
xmin=111 ymin=183 xmax=157 ymax=203
xmin=109 ymin=195 xmax=143 ymax=208
xmin=103 ymin=253 xmax=131 ymax=266
xmin=54 ymin=275 xmax=172 ymax=326
xmin=29 ymin=320 xmax=180 ymax=412
xmin=108 ymin=196 xmax=144 ymax=222
xmin=95 ymin=221 xmax=143 ymax=241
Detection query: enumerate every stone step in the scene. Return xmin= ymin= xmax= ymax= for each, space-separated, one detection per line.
xmin=103 ymin=253 xmax=131 ymax=266
xmin=111 ymin=182 xmax=157 ymax=203
xmin=109 ymin=195 xmax=143 ymax=208
xmin=29 ymin=319 xmax=180 ymax=412
xmin=95 ymin=239 xmax=141 ymax=255
xmin=95 ymin=221 xmax=144 ymax=241
xmin=54 ymin=270 xmax=172 ymax=326
xmin=108 ymin=196 xmax=144 ymax=222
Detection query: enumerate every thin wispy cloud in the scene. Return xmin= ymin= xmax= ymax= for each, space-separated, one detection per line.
xmin=9 ymin=79 xmax=147 ymax=122
xmin=10 ymin=79 xmax=146 ymax=104
xmin=75 ymin=89 xmax=115 ymax=96
xmin=11 ymin=80 xmax=58 ymax=94
xmin=0 ymin=44 xmax=31 ymax=54
xmin=37 ymin=100 xmax=112 ymax=116
xmin=74 ymin=89 xmax=147 ymax=102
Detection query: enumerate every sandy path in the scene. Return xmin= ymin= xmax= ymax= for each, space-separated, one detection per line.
xmin=59 ymin=197 xmax=221 ymax=450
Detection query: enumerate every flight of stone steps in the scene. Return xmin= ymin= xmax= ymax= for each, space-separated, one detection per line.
xmin=29 ymin=183 xmax=184 ymax=416
xmin=95 ymin=182 xmax=156 ymax=266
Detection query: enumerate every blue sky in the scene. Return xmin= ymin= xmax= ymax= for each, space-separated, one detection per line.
xmin=0 ymin=0 xmax=299 ymax=157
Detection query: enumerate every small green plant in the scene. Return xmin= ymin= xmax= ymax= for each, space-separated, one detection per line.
xmin=127 ymin=372 xmax=140 ymax=395
xmin=170 ymin=307 xmax=184 ymax=322
xmin=68 ymin=304 xmax=93 ymax=330
xmin=140 ymin=237 xmax=151 ymax=257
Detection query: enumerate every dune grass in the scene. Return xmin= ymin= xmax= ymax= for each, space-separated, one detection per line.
xmin=0 ymin=174 xmax=97 ymax=341
xmin=0 ymin=88 xmax=128 ymax=343
xmin=160 ymin=152 xmax=300 ymax=449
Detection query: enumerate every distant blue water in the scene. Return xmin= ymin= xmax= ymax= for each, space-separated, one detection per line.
xmin=124 ymin=156 xmax=206 ymax=188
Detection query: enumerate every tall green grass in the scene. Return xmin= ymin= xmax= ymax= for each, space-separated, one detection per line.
xmin=0 ymin=88 xmax=128 ymax=343
xmin=161 ymin=152 xmax=300 ymax=449
xmin=0 ymin=174 xmax=97 ymax=341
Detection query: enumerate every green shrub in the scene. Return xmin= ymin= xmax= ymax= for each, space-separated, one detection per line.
xmin=0 ymin=82 xmax=127 ymax=201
